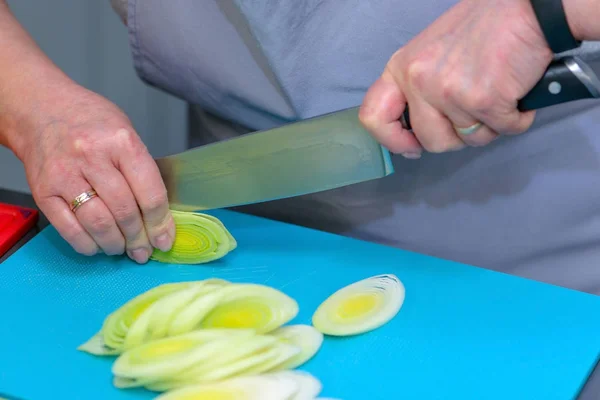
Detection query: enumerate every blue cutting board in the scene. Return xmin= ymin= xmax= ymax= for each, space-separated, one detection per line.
xmin=1 ymin=209 xmax=600 ymax=400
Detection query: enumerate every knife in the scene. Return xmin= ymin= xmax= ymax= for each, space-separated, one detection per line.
xmin=157 ymin=55 xmax=600 ymax=212
xmin=156 ymin=107 xmax=394 ymax=211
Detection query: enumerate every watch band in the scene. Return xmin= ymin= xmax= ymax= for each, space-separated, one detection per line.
xmin=529 ymin=0 xmax=581 ymax=53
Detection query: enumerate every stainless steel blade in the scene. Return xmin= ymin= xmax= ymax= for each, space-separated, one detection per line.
xmin=156 ymin=106 xmax=394 ymax=211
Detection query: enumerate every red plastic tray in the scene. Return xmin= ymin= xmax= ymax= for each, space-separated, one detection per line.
xmin=0 ymin=202 xmax=39 ymax=258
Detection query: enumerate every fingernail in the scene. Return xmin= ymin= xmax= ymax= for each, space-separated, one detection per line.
xmin=156 ymin=233 xmax=172 ymax=252
xmin=401 ymin=152 xmax=422 ymax=159
xmin=128 ymin=248 xmax=149 ymax=264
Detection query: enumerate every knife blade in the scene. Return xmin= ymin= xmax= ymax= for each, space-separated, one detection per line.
xmin=156 ymin=107 xmax=394 ymax=211
xmin=400 ymin=54 xmax=600 ymax=129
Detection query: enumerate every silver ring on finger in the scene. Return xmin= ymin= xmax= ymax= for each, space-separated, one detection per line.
xmin=70 ymin=189 xmax=99 ymax=212
xmin=453 ymin=121 xmax=483 ymax=136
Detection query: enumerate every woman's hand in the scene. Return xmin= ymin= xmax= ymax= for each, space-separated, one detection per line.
xmin=359 ymin=0 xmax=554 ymax=158
xmin=0 ymin=1 xmax=175 ymax=263
xmin=18 ymin=84 xmax=175 ymax=263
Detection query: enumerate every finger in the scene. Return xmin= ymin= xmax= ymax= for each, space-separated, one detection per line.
xmin=114 ymin=129 xmax=175 ymax=252
xmin=442 ymin=105 xmax=499 ymax=147
xmin=85 ymin=166 xmax=153 ymax=264
xmin=359 ymin=71 xmax=423 ymax=158
xmin=473 ymin=106 xmax=536 ymax=136
xmin=62 ymin=180 xmax=126 ymax=256
xmin=39 ymin=196 xmax=99 ymax=256
xmin=406 ymin=97 xmax=466 ymax=153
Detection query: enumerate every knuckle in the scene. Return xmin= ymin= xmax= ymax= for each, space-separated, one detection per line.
xmin=72 ymin=136 xmax=97 ymax=156
xmin=112 ymin=128 xmax=148 ymax=158
xmin=464 ymin=90 xmax=494 ymax=112
xmin=113 ymin=128 xmax=136 ymax=148
xmin=358 ymin=105 xmax=378 ymax=131
xmin=87 ymin=214 xmax=114 ymax=234
xmin=387 ymin=48 xmax=405 ymax=68
xmin=440 ymin=79 xmax=460 ymax=103
xmin=142 ymin=191 xmax=169 ymax=218
xmin=112 ymin=204 xmax=139 ymax=227
xmin=73 ymin=137 xmax=106 ymax=166
xmin=404 ymin=46 xmax=439 ymax=91
xmin=406 ymin=59 xmax=429 ymax=90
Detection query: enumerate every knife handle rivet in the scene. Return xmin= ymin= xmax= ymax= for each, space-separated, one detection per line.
xmin=548 ymin=81 xmax=562 ymax=95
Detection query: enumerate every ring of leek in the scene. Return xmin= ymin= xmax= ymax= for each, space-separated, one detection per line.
xmin=150 ymin=210 xmax=237 ymax=264
xmin=270 ymin=324 xmax=323 ymax=370
xmin=77 ymin=279 xmax=230 ymax=355
xmin=154 ymin=372 xmax=313 ymax=400
xmin=312 ymin=274 xmax=405 ymax=336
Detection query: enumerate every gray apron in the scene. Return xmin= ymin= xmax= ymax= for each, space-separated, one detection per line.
xmin=118 ymin=0 xmax=600 ymax=296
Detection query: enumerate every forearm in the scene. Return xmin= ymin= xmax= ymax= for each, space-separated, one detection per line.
xmin=0 ymin=1 xmax=78 ymax=160
xmin=563 ymin=0 xmax=600 ymax=41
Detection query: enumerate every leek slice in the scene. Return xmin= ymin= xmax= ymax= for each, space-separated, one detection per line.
xmin=78 ymin=282 xmax=195 ymax=355
xmin=312 ymin=274 xmax=405 ymax=336
xmin=150 ymin=210 xmax=237 ymax=264
xmin=173 ymin=342 xmax=299 ymax=386
xmin=269 ymin=325 xmax=323 ymax=370
xmin=267 ymin=371 xmax=322 ymax=400
xmin=166 ymin=288 xmax=225 ymax=336
xmin=199 ymin=284 xmax=299 ymax=333
xmin=129 ymin=284 xmax=208 ymax=345
xmin=154 ymin=374 xmax=299 ymax=400
xmin=176 ymin=335 xmax=279 ymax=380
xmin=136 ymin=339 xmax=299 ymax=391
xmin=192 ymin=343 xmax=298 ymax=383
xmin=112 ymin=329 xmax=256 ymax=386
xmin=127 ymin=280 xmax=228 ymax=346
xmin=78 ymin=279 xmax=229 ymax=355
xmin=228 ymin=342 xmax=300 ymax=378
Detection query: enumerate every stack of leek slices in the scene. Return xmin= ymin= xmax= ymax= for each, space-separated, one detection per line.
xmin=79 ymin=213 xmax=406 ymax=399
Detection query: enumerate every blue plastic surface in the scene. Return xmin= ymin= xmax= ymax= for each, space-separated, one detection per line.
xmin=1 ymin=209 xmax=600 ymax=400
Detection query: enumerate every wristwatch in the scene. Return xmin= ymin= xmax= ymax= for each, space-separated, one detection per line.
xmin=529 ymin=0 xmax=581 ymax=53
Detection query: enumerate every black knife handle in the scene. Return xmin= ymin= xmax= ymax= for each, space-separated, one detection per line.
xmin=400 ymin=56 xmax=600 ymax=130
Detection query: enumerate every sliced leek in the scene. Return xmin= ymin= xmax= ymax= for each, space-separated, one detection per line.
xmin=199 ymin=284 xmax=299 ymax=333
xmin=77 ymin=277 xmax=361 ymax=399
xmin=269 ymin=325 xmax=323 ymax=370
xmin=150 ymin=210 xmax=237 ymax=264
xmin=312 ymin=274 xmax=405 ymax=336
xmin=166 ymin=288 xmax=225 ymax=337
xmin=154 ymin=374 xmax=300 ymax=400
xmin=112 ymin=329 xmax=258 ymax=391
xmin=175 ymin=335 xmax=282 ymax=382
xmin=78 ymin=280 xmax=295 ymax=356
xmin=194 ymin=342 xmax=299 ymax=383
xmin=112 ymin=330 xmax=301 ymax=391
xmin=266 ymin=371 xmax=322 ymax=400
xmin=78 ymin=279 xmax=230 ymax=355
xmin=77 ymin=281 xmax=196 ymax=355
